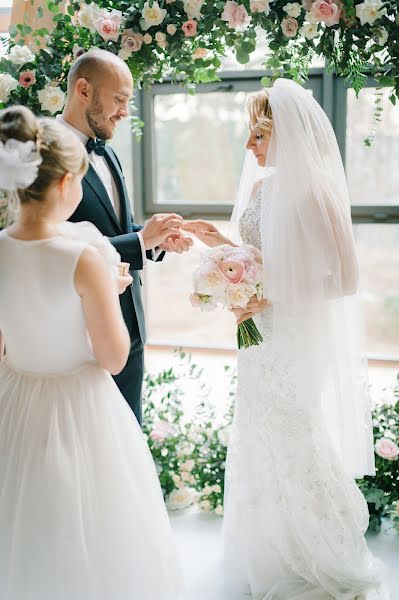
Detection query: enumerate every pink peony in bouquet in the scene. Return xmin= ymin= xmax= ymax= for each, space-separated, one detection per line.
xmin=190 ymin=244 xmax=264 ymax=349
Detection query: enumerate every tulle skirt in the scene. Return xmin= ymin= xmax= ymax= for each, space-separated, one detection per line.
xmin=0 ymin=360 xmax=182 ymax=600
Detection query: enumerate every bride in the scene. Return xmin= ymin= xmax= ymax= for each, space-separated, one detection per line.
xmin=184 ymin=79 xmax=388 ymax=600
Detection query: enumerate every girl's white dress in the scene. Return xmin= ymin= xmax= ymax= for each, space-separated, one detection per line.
xmin=0 ymin=223 xmax=182 ymax=600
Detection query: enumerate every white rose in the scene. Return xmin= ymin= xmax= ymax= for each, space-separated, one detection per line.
xmin=374 ymin=26 xmax=388 ymax=46
xmin=299 ymin=21 xmax=319 ymax=39
xmin=78 ymin=2 xmax=103 ymax=32
xmin=155 ymin=31 xmax=167 ymax=48
xmin=166 ymin=486 xmax=195 ymax=510
xmin=172 ymin=473 xmax=181 ymax=484
xmin=183 ymin=0 xmax=204 ymax=19
xmin=355 ymin=0 xmax=386 ymax=26
xmin=212 ymin=484 xmax=222 ymax=493
xmin=225 ymin=283 xmax=254 ymax=308
xmin=203 ymin=485 xmax=213 ymax=495
xmin=37 ymin=85 xmax=66 ymax=115
xmin=8 ymin=45 xmax=35 ymax=66
xmin=0 ymin=73 xmax=18 ymax=104
xmin=199 ymin=499 xmax=211 ymax=512
xmin=215 ymin=504 xmax=224 ymax=516
xmin=167 ymin=23 xmax=177 ymax=35
xmin=250 ymin=0 xmax=271 ymax=14
xmin=283 ymin=2 xmax=302 ymax=17
xmin=140 ymin=1 xmax=167 ymax=31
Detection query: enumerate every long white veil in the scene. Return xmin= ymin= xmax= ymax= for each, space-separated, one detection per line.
xmin=232 ymin=79 xmax=374 ymax=478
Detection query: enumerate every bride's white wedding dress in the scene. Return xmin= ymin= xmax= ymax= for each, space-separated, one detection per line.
xmin=223 ymin=179 xmax=387 ymax=600
xmin=0 ymin=223 xmax=182 ymax=600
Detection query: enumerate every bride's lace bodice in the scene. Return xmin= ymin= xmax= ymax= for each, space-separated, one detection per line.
xmin=238 ymin=182 xmax=263 ymax=250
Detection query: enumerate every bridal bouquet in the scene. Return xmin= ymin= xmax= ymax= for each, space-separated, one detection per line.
xmin=190 ymin=244 xmax=264 ymax=349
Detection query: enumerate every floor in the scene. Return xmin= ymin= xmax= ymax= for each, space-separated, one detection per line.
xmin=170 ymin=510 xmax=399 ymax=600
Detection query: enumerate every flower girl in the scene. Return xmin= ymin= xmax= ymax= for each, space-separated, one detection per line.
xmin=0 ymin=106 xmax=182 ymax=600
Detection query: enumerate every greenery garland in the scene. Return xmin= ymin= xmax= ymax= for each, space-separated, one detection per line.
xmin=0 ymin=0 xmax=397 ymax=130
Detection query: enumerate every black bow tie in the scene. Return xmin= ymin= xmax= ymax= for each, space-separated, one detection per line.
xmin=86 ymin=137 xmax=106 ymax=156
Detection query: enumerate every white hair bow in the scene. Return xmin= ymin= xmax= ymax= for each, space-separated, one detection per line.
xmin=0 ymin=139 xmax=42 ymax=192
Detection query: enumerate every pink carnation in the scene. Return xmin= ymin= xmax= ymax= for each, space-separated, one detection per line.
xmin=94 ymin=9 xmax=123 ymax=42
xmin=218 ymin=259 xmax=245 ymax=284
xmin=375 ymin=437 xmax=399 ymax=461
xmin=221 ymin=0 xmax=249 ymax=29
xmin=182 ymin=19 xmax=198 ymax=36
xmin=310 ymin=0 xmax=342 ymax=26
xmin=19 ymin=70 xmax=36 ymax=88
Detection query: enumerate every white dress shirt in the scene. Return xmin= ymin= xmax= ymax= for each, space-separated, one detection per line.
xmin=56 ymin=115 xmax=149 ymax=267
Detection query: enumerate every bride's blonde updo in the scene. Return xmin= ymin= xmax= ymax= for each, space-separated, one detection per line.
xmin=247 ymin=89 xmax=273 ymax=137
xmin=0 ymin=105 xmax=88 ymax=204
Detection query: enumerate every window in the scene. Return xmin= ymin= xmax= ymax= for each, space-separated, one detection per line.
xmin=124 ymin=70 xmax=399 ymax=359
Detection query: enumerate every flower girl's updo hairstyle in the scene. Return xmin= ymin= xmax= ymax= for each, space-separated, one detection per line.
xmin=247 ymin=89 xmax=273 ymax=137
xmin=0 ymin=105 xmax=88 ymax=204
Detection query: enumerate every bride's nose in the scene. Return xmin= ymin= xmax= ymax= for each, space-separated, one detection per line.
xmin=246 ymin=136 xmax=253 ymax=150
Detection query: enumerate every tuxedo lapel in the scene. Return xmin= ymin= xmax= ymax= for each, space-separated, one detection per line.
xmin=84 ymin=164 xmax=122 ymax=233
xmin=104 ymin=147 xmax=131 ymax=233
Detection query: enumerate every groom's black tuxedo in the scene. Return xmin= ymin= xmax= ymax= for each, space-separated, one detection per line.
xmin=69 ymin=145 xmax=163 ymax=425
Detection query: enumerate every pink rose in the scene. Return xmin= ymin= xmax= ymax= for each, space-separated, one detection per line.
xmin=121 ymin=29 xmax=144 ymax=52
xmin=221 ymin=0 xmax=249 ymax=29
xmin=310 ymin=0 xmax=341 ymax=26
xmin=281 ymin=16 xmax=298 ymax=37
xmin=302 ymin=0 xmax=313 ymax=9
xmin=94 ymin=10 xmax=122 ymax=42
xmin=182 ymin=19 xmax=198 ymax=36
xmin=19 ymin=70 xmax=36 ymax=88
xmin=375 ymin=437 xmax=399 ymax=461
xmin=218 ymin=259 xmax=245 ymax=284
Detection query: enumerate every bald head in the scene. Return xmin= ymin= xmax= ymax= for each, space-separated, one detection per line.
xmin=67 ymin=49 xmax=132 ymax=93
xmin=64 ymin=49 xmax=133 ymax=140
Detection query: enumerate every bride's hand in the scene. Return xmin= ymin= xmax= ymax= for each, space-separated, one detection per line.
xmin=182 ymin=220 xmax=234 ymax=248
xmin=231 ymin=295 xmax=269 ymax=325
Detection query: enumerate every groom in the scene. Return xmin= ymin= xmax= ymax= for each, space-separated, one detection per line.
xmin=58 ymin=49 xmax=192 ymax=425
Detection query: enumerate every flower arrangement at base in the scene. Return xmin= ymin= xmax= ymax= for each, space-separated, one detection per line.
xmin=143 ymin=351 xmax=399 ymax=533
xmin=142 ymin=351 xmax=236 ymax=514
xmin=0 ymin=0 xmax=398 ymax=128
xmin=357 ymin=376 xmax=399 ymax=533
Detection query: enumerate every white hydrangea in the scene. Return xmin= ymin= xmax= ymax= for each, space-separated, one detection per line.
xmin=8 ymin=45 xmax=35 ymax=66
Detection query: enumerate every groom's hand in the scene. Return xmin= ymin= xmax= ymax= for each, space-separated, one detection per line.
xmin=141 ymin=213 xmax=183 ymax=250
xmin=159 ymin=232 xmax=194 ymax=254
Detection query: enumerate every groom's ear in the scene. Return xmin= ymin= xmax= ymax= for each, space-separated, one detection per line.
xmin=75 ymin=78 xmax=92 ymax=104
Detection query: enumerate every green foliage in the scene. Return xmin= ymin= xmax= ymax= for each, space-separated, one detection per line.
xmin=0 ymin=0 xmax=398 ymax=126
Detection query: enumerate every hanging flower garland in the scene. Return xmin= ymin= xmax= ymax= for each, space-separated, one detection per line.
xmin=0 ymin=0 xmax=397 ymax=124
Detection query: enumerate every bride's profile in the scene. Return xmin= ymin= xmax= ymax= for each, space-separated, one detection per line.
xmin=184 ymin=79 xmax=388 ymax=600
